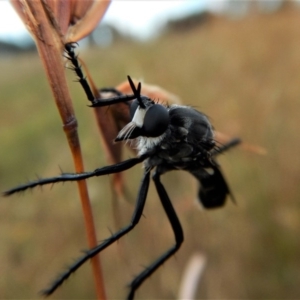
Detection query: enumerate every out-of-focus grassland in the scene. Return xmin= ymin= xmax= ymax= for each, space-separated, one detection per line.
xmin=1 ymin=8 xmax=300 ymax=299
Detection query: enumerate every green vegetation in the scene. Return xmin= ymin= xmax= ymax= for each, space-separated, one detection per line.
xmin=1 ymin=8 xmax=300 ymax=299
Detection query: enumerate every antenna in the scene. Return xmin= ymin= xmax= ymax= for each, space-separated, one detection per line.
xmin=127 ymin=75 xmax=145 ymax=108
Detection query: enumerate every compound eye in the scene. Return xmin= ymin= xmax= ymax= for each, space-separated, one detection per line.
xmin=143 ymin=104 xmax=169 ymax=137
xmin=130 ymin=99 xmax=139 ymax=120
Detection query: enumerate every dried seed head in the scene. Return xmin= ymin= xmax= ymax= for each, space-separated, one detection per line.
xmin=10 ymin=0 xmax=111 ymax=43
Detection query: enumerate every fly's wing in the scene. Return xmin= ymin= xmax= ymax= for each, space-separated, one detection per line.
xmin=191 ymin=166 xmax=231 ymax=209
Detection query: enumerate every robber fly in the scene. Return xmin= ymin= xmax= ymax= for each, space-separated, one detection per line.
xmin=3 ymin=43 xmax=240 ymax=299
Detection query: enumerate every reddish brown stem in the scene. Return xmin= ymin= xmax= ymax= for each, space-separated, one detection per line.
xmin=11 ymin=1 xmax=106 ymax=298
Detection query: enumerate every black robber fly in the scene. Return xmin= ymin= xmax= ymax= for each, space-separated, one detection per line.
xmin=3 ymin=43 xmax=240 ymax=299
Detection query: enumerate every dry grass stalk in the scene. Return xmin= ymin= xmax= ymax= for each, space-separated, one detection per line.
xmin=9 ymin=0 xmax=111 ymax=298
xmin=178 ymin=253 xmax=207 ymax=300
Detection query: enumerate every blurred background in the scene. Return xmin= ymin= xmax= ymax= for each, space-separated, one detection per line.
xmin=1 ymin=0 xmax=300 ymax=299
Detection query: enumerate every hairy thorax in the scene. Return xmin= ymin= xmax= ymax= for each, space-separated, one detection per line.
xmin=136 ymin=107 xmax=216 ymax=171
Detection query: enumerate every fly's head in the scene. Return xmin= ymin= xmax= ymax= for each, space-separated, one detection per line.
xmin=115 ymin=76 xmax=170 ymax=142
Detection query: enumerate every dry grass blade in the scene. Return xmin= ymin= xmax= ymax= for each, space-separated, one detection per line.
xmin=66 ymin=1 xmax=111 ymax=43
xmin=214 ymin=131 xmax=267 ymax=155
xmin=178 ymin=253 xmax=207 ymax=300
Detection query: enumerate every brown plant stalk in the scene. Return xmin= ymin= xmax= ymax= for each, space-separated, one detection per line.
xmin=10 ymin=0 xmax=111 ymax=298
